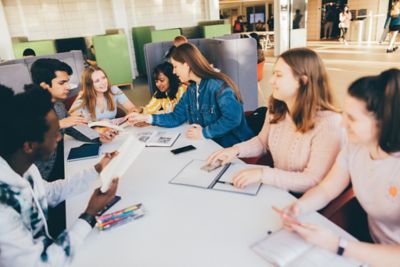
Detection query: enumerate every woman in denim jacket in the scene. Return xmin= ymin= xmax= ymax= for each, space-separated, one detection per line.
xmin=127 ymin=43 xmax=254 ymax=147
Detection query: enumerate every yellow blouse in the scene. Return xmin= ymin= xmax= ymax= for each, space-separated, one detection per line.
xmin=142 ymin=84 xmax=187 ymax=114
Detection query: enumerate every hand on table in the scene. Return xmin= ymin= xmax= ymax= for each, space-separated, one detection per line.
xmin=290 ymin=222 xmax=339 ymax=253
xmin=207 ymin=146 xmax=240 ymax=166
xmin=232 ymin=168 xmax=263 ymax=188
xmin=126 ymin=112 xmax=151 ymax=126
xmin=99 ymin=129 xmax=118 ymax=144
xmin=186 ymin=124 xmax=204 ymax=140
xmin=60 ymin=114 xmax=88 ymax=129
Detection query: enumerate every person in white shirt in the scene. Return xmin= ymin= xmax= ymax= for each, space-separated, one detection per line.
xmin=0 ymin=84 xmax=119 ymax=267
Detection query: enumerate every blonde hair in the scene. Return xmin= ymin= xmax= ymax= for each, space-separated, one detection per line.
xmin=269 ymin=48 xmax=339 ymax=133
xmin=71 ymin=66 xmax=115 ymax=120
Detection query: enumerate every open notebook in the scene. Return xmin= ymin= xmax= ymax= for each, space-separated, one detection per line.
xmin=136 ymin=131 xmax=180 ymax=147
xmin=251 ymin=229 xmax=363 ymax=267
xmin=100 ymin=135 xmax=145 ymax=192
xmin=170 ymin=159 xmax=261 ymax=196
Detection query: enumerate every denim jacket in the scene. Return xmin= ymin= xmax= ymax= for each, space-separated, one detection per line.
xmin=152 ymin=79 xmax=254 ymax=147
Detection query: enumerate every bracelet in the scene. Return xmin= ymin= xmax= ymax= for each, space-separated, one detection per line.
xmin=79 ymin=212 xmax=97 ymax=228
xmin=336 ymin=237 xmax=348 ymax=256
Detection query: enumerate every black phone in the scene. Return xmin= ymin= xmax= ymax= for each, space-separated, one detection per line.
xmin=170 ymin=145 xmax=196 ymax=155
xmin=96 ymin=195 xmax=121 ymax=216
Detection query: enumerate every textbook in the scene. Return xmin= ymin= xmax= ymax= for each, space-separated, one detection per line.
xmin=170 ymin=159 xmax=261 ymax=196
xmin=136 ymin=131 xmax=180 ymax=147
xmin=251 ymin=229 xmax=362 ymax=267
xmin=100 ymin=135 xmax=145 ymax=192
xmin=88 ymin=117 xmax=129 ymax=132
xmin=69 ymin=124 xmax=100 ymax=142
xmin=67 ymin=143 xmax=100 ymax=161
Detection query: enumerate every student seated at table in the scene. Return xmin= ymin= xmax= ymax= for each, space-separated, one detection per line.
xmin=30 ymin=59 xmax=117 ymax=179
xmin=127 ymin=43 xmax=254 ymax=148
xmin=137 ymin=62 xmax=187 ymax=114
xmin=70 ymin=66 xmax=139 ymax=121
xmin=207 ymin=48 xmax=343 ymax=193
xmin=280 ymin=68 xmax=400 ymax=267
xmin=30 ymin=58 xmax=117 ymax=237
xmin=0 ymin=84 xmax=119 ymax=267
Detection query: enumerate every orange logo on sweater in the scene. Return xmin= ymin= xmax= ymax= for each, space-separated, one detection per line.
xmin=389 ymin=186 xmax=398 ymax=198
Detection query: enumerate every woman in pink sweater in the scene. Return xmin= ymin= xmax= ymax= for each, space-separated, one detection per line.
xmin=207 ymin=48 xmax=343 ymax=193
xmin=280 ymin=69 xmax=400 ymax=266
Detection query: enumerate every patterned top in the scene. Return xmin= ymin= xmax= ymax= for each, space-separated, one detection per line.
xmin=235 ymin=110 xmax=344 ymax=192
xmin=142 ymin=84 xmax=187 ymax=114
xmin=337 ymin=143 xmax=400 ymax=244
xmin=0 ymin=156 xmax=97 ymax=267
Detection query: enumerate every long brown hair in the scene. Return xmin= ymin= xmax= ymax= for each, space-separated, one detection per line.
xmin=269 ymin=48 xmax=339 ymax=133
xmin=72 ymin=66 xmax=115 ymax=120
xmin=170 ymin=43 xmax=243 ymax=102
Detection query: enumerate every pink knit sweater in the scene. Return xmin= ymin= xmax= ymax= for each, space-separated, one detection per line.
xmin=235 ymin=110 xmax=344 ymax=192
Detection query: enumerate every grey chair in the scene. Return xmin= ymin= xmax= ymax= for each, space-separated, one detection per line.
xmin=0 ymin=63 xmax=32 ymax=94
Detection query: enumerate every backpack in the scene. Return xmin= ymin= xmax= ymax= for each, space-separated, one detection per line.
xmin=245 ymin=107 xmax=267 ymax=135
xmin=234 ymin=21 xmax=241 ymax=32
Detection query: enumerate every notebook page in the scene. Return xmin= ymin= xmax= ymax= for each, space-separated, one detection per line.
xmin=100 ymin=135 xmax=145 ymax=192
xmin=146 ymin=131 xmax=180 ymax=147
xmin=251 ymin=230 xmax=312 ymax=266
xmin=213 ymin=163 xmax=261 ymax=195
xmin=170 ymin=159 xmax=223 ymax=188
xmin=286 ymin=246 xmax=361 ymax=267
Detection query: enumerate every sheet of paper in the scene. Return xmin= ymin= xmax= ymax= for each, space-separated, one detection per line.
xmin=213 ymin=163 xmax=261 ymax=195
xmin=100 ymin=135 xmax=145 ymax=192
xmin=146 ymin=131 xmax=180 ymax=147
xmin=170 ymin=159 xmax=222 ymax=188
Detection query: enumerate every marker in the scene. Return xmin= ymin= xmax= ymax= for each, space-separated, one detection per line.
xmin=99 ymin=210 xmax=145 ymax=231
xmin=98 ymin=209 xmax=141 ymax=226
xmin=98 ymin=203 xmax=142 ymax=222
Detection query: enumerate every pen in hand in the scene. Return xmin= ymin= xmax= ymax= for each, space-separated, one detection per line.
xmin=272 ymin=206 xmax=302 ymax=226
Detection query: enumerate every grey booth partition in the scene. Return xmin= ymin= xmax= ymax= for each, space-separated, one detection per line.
xmin=144 ymin=38 xmax=258 ymax=111
xmin=0 ymin=63 xmax=32 ymax=94
xmin=0 ymin=50 xmax=85 ymax=95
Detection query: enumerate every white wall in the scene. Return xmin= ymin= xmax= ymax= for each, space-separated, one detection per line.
xmin=3 ymin=0 xmax=212 ymax=41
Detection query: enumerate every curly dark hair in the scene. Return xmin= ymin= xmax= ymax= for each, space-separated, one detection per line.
xmin=0 ymin=84 xmax=53 ymax=156
xmin=152 ymin=62 xmax=180 ymax=99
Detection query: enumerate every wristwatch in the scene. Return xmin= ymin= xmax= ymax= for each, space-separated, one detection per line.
xmin=337 ymin=237 xmax=348 ymax=256
xmin=79 ymin=212 xmax=97 ymax=228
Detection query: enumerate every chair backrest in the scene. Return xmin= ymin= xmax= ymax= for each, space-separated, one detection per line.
xmin=0 ymin=63 xmax=32 ymax=94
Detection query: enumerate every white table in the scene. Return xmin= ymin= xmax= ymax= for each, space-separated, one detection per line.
xmin=65 ymin=125 xmax=353 ymax=267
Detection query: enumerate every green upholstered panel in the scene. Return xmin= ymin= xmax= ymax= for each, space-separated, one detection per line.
xmin=13 ymin=40 xmax=56 ymax=59
xmin=150 ymin=28 xmax=181 ymax=43
xmin=202 ymin=24 xmax=231 ymax=38
xmin=92 ymin=34 xmax=132 ymax=85
xmin=180 ymin=26 xmax=202 ymax=39
xmin=132 ymin=26 xmax=154 ymax=76
xmin=197 ymin=19 xmax=226 ymax=26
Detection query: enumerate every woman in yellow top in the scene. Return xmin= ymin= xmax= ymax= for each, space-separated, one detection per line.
xmin=140 ymin=62 xmax=187 ymax=114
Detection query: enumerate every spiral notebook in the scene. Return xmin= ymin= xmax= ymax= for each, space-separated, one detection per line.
xmin=170 ymin=159 xmax=261 ymax=196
